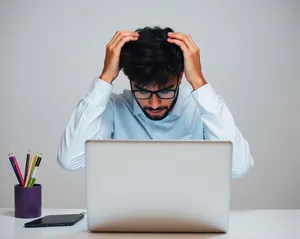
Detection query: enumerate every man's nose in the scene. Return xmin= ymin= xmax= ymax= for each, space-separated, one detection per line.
xmin=148 ymin=94 xmax=161 ymax=108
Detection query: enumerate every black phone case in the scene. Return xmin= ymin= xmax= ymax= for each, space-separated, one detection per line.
xmin=24 ymin=213 xmax=85 ymax=228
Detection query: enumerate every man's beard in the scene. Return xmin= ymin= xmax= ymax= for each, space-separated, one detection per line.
xmin=136 ymin=92 xmax=179 ymax=121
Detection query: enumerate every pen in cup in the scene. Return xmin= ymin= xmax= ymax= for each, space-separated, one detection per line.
xmin=28 ymin=154 xmax=42 ymax=187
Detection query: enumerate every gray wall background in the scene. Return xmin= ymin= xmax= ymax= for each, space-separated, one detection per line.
xmin=0 ymin=0 xmax=299 ymax=209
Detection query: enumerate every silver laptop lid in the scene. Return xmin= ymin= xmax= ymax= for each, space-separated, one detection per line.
xmin=85 ymin=140 xmax=232 ymax=233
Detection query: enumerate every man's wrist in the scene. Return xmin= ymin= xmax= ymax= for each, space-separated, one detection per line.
xmin=99 ymin=73 xmax=114 ymax=84
xmin=191 ymin=75 xmax=207 ymax=91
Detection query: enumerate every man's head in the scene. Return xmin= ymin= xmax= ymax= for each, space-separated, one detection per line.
xmin=119 ymin=26 xmax=184 ymax=120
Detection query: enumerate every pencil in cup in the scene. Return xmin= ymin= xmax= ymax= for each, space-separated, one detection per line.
xmin=8 ymin=153 xmax=25 ymax=187
xmin=25 ymin=153 xmax=37 ymax=187
xmin=8 ymin=154 xmax=23 ymax=186
xmin=24 ymin=150 xmax=31 ymax=183
xmin=8 ymin=151 xmax=43 ymax=187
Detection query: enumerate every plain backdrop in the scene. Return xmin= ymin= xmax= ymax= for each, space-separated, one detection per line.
xmin=0 ymin=0 xmax=299 ymax=209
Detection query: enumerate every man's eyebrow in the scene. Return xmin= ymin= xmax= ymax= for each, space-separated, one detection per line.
xmin=163 ymin=84 xmax=176 ymax=90
xmin=134 ymin=84 xmax=175 ymax=90
xmin=134 ymin=84 xmax=147 ymax=90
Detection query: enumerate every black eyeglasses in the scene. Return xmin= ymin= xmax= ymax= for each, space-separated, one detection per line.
xmin=131 ymin=79 xmax=179 ymax=100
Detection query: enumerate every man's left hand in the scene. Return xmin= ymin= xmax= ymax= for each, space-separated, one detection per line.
xmin=167 ymin=32 xmax=207 ymax=90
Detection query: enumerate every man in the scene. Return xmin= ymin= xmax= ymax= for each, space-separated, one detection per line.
xmin=57 ymin=26 xmax=254 ymax=178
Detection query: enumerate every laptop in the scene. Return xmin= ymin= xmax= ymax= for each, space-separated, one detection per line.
xmin=85 ymin=140 xmax=232 ymax=233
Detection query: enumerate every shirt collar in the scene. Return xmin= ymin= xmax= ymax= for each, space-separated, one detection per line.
xmin=133 ymin=95 xmax=143 ymax=115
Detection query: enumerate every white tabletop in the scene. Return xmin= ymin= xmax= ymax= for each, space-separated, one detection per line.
xmin=1 ymin=208 xmax=299 ymax=239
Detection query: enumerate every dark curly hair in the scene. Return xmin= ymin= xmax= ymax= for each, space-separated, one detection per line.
xmin=119 ymin=26 xmax=184 ymax=87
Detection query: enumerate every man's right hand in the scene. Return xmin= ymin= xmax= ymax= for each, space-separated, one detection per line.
xmin=99 ymin=31 xmax=139 ymax=84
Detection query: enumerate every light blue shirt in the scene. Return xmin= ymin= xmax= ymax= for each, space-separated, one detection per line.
xmin=57 ymin=77 xmax=253 ymax=178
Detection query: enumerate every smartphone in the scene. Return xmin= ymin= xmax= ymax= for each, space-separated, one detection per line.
xmin=24 ymin=212 xmax=85 ymax=228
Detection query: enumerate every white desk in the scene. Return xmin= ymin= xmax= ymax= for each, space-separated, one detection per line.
xmin=1 ymin=208 xmax=299 ymax=239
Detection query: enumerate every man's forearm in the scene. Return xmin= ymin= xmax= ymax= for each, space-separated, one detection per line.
xmin=191 ymin=83 xmax=254 ymax=178
xmin=57 ymin=77 xmax=114 ymax=171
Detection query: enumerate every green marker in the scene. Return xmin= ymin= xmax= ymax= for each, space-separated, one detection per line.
xmin=28 ymin=178 xmax=36 ymax=187
xmin=28 ymin=155 xmax=42 ymax=187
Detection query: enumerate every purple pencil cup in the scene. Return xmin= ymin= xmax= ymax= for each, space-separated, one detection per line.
xmin=14 ymin=184 xmax=42 ymax=218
